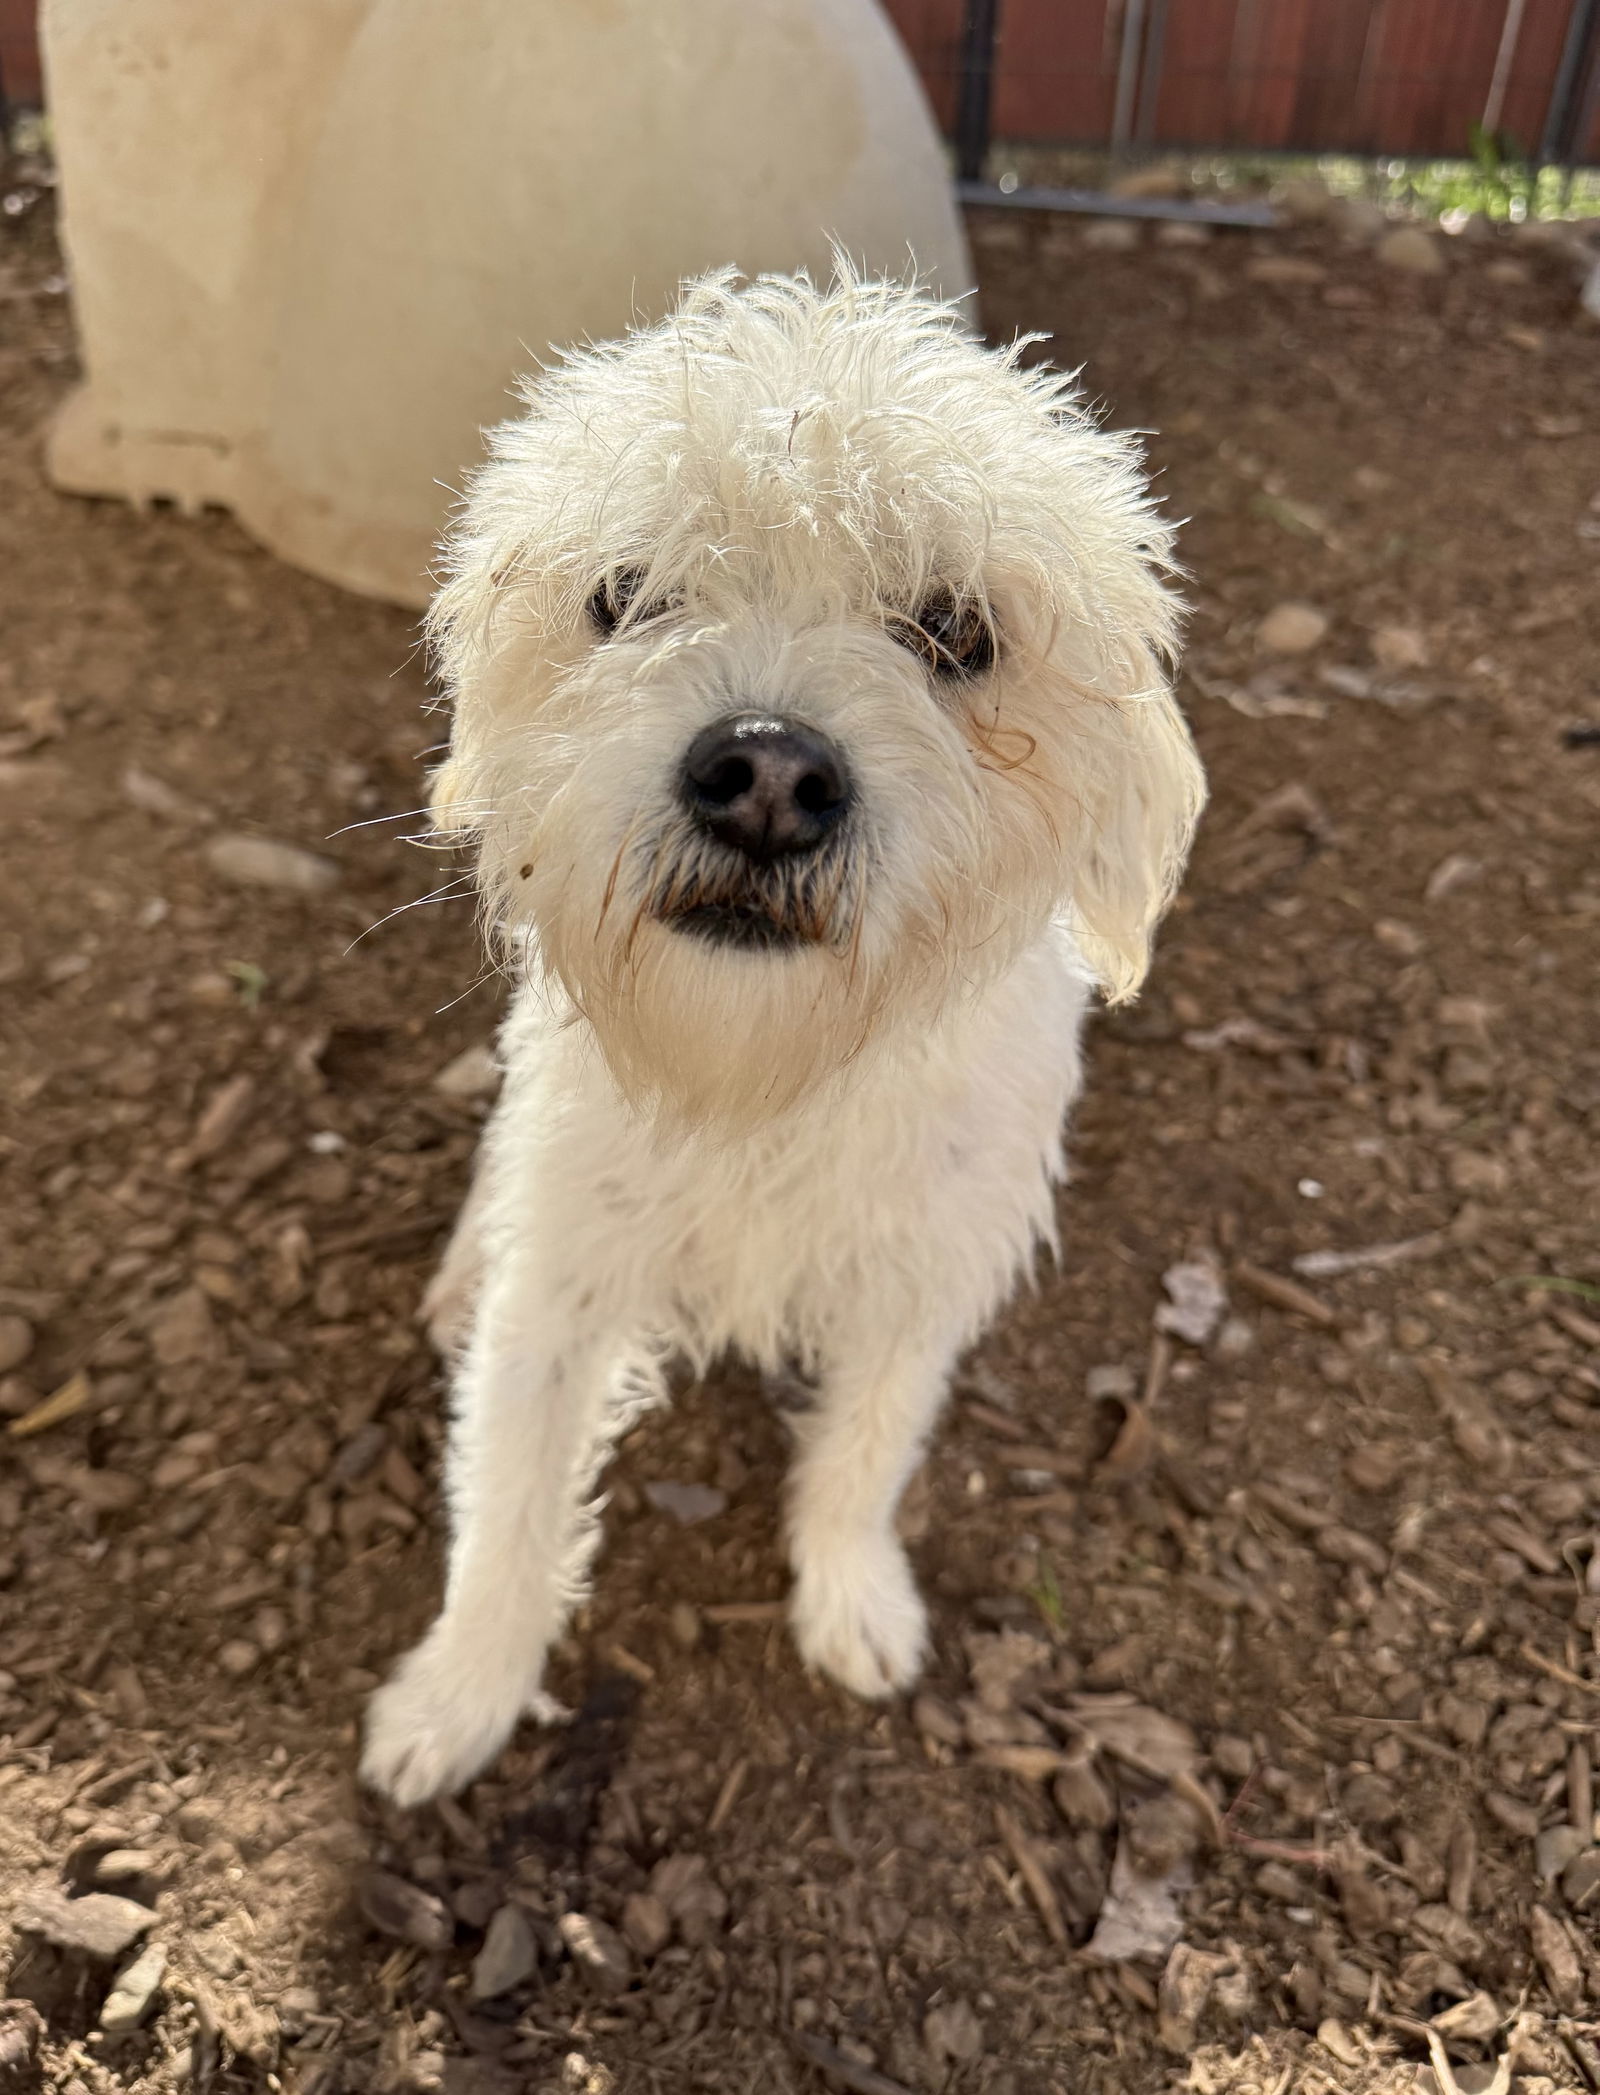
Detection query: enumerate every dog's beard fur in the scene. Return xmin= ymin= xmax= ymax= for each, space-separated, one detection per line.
xmin=426 ymin=269 xmax=1206 ymax=1135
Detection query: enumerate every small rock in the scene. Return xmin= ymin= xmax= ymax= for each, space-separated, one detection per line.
xmin=147 ymin=1286 xmax=217 ymax=1368
xmin=122 ymin=765 xmax=212 ymax=824
xmin=89 ymin=1850 xmax=160 ymax=1888
xmin=65 ymin=1467 xmax=142 ymax=1515
xmin=0 ymin=1317 xmax=34 ymax=1375
xmin=1560 ymin=1847 xmax=1600 ymax=1908
xmin=923 ymin=1998 xmax=984 ymax=2065
xmin=1376 ymin=226 xmax=1446 ymax=275
xmin=1085 ymin=1362 xmax=1137 ymax=1402
xmin=1255 ymin=1861 xmax=1307 ymax=1903
xmin=17 ymin=1884 xmax=156 ymax=1961
xmin=1156 ymin=1257 xmax=1227 ymax=1345
xmin=1081 ymin=218 xmax=1140 ymax=251
xmin=433 ymin=1044 xmax=500 ymax=1100
xmin=173 ymin=1799 xmax=224 ymax=1845
xmin=357 ymin=1868 xmax=452 ymax=1951
xmin=217 ymin=1639 xmax=261 ymax=1678
xmin=205 ymin=834 xmax=341 ymax=894
xmin=642 ymin=1480 xmax=727 ymax=1525
xmin=470 ymin=1904 xmax=538 ymax=2000
xmin=1371 ymin=624 xmax=1429 ymax=670
xmin=668 ymin=1601 xmax=701 ymax=1649
xmin=1534 ymin=1823 xmax=1587 ymax=1882
xmin=1276 ymin=177 xmax=1333 ymax=222
xmin=620 ymin=1892 xmax=671 ymax=1960
xmin=1257 ymin=601 xmax=1329 ymax=654
xmin=1436 ymin=1693 xmax=1491 ymax=1749
xmin=558 ymin=1911 xmax=630 ymax=1995
xmin=1345 ymin=1442 xmax=1403 ymax=1492
xmin=1154 ymin=221 xmax=1210 ymax=247
xmin=100 ymin=1942 xmax=167 ymax=2033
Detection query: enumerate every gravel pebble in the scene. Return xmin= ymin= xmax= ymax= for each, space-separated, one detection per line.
xmin=470 ymin=1903 xmax=538 ymax=2000
xmin=620 ymin=1891 xmax=672 ymax=1959
xmin=17 ymin=1883 xmax=157 ymax=1960
xmin=205 ymin=834 xmax=341 ymax=893
xmin=1376 ymin=226 xmax=1445 ymax=275
xmin=1257 ymin=601 xmax=1329 ymax=654
xmin=558 ymin=1911 xmax=630 ymax=1994
xmin=99 ymin=1941 xmax=167 ymax=2033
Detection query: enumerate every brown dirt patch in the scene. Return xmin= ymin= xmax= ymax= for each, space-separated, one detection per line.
xmin=3 ymin=164 xmax=1600 ymax=2095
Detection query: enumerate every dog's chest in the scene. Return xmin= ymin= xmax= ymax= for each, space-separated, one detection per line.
xmin=529 ymin=936 xmax=1091 ymax=1365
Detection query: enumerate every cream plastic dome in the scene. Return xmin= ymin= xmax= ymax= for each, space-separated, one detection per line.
xmin=42 ymin=0 xmax=970 ymax=607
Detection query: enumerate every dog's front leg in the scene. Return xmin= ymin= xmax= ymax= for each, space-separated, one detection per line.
xmin=362 ymin=1257 xmax=621 ymax=1807
xmin=786 ymin=1326 xmax=960 ymax=1700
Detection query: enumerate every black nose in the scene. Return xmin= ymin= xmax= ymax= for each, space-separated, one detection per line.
xmin=680 ymin=714 xmax=851 ymax=863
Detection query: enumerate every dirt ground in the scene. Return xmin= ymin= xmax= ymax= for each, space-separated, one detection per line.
xmin=3 ymin=159 xmax=1599 ymax=2095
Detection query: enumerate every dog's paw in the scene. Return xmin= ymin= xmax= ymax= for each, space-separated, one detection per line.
xmin=361 ymin=1633 xmax=535 ymax=1807
xmin=790 ymin=1538 xmax=928 ymax=1700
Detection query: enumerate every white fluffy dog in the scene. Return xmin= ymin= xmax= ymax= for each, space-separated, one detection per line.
xmin=362 ymin=268 xmax=1204 ymax=1806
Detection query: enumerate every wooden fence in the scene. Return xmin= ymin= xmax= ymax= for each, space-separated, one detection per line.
xmin=4 ymin=1 xmax=1599 ymax=164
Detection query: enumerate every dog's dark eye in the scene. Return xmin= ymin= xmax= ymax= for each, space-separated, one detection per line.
xmin=588 ymin=566 xmax=653 ymax=636
xmin=893 ymin=590 xmax=996 ymax=680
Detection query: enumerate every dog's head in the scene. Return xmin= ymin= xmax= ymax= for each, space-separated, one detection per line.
xmin=429 ymin=269 xmax=1204 ymax=1127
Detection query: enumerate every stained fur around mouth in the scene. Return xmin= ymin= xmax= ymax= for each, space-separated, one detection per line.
xmin=641 ymin=824 xmax=857 ymax=954
xmin=669 ymin=901 xmax=808 ymax=952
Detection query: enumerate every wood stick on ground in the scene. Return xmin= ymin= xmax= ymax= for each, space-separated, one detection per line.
xmin=1521 ymin=1642 xmax=1600 ymax=1698
xmin=316 ymin=1211 xmax=456 ymax=1258
xmin=1569 ymin=1739 xmax=1593 ymax=1838
xmin=1142 ymin=1332 xmax=1173 ymax=1410
xmin=1233 ymin=1259 xmax=1337 ymax=1327
xmin=1447 ymin=1815 xmax=1477 ymax=1916
xmin=996 ymin=1805 xmax=1068 ymax=1948
xmin=707 ymin=1756 xmax=749 ymax=1834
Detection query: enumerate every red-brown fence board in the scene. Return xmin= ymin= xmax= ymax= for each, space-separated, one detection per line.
xmin=0 ymin=0 xmax=42 ymax=105
xmin=878 ymin=0 xmax=1600 ymax=159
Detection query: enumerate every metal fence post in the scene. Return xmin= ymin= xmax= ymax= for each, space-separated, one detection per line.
xmin=954 ymin=0 xmax=1001 ymax=183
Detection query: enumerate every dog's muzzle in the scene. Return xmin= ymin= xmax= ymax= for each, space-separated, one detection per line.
xmin=655 ymin=713 xmax=854 ymax=952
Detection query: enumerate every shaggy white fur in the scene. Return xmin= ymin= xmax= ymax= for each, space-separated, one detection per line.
xmin=361 ymin=268 xmax=1204 ymax=1806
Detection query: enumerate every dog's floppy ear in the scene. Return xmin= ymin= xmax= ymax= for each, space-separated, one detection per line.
xmin=1069 ymin=678 xmax=1205 ymax=1005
